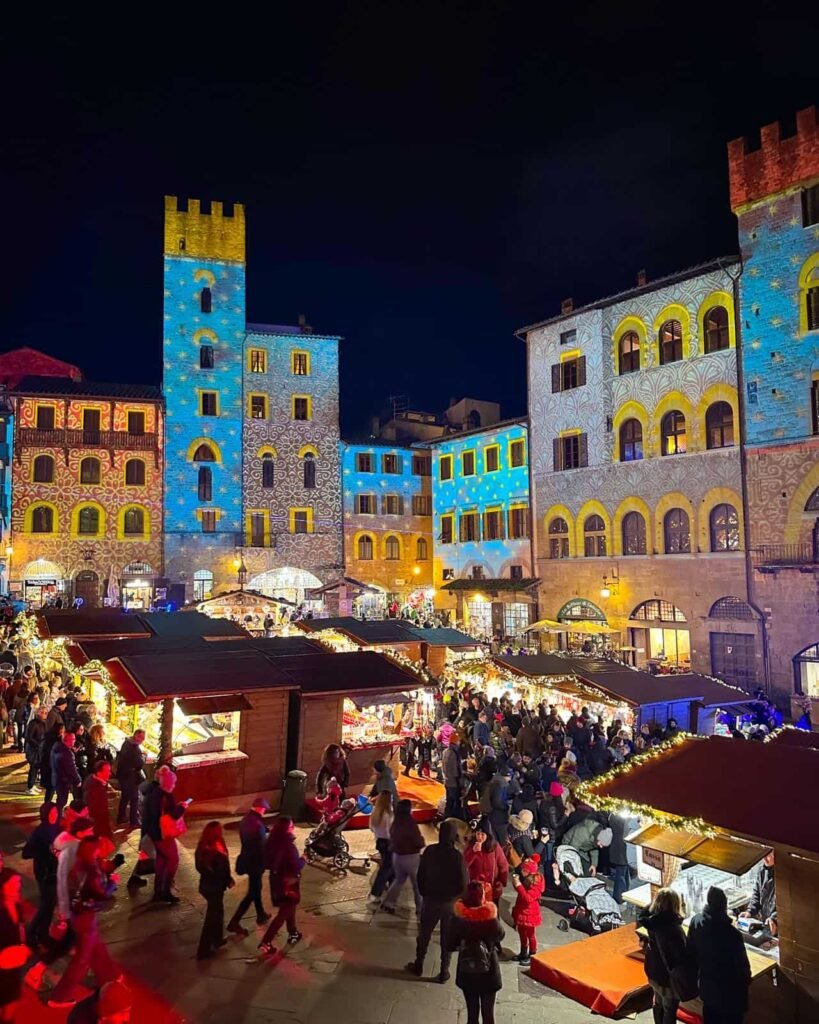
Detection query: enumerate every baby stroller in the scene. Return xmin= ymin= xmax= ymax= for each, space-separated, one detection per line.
xmin=304 ymin=796 xmax=372 ymax=872
xmin=553 ymin=845 xmax=623 ymax=934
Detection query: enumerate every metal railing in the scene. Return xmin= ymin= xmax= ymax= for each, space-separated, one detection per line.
xmin=751 ymin=543 xmax=818 ymax=567
xmin=17 ymin=428 xmax=158 ymax=450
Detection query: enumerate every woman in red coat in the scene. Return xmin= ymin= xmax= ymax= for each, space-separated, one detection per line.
xmin=463 ymin=817 xmax=508 ymax=905
xmin=511 ymin=854 xmax=545 ymax=965
xmin=259 ymin=816 xmax=305 ymax=956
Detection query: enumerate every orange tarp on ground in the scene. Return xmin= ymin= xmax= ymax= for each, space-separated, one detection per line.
xmin=529 ymin=923 xmax=651 ymax=1017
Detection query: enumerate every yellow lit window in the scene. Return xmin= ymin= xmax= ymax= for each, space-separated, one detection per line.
xmin=248 ymin=394 xmax=268 ymax=419
xmin=439 ymin=455 xmax=453 ymax=481
xmin=440 ymin=513 xmax=454 ymax=544
xmin=199 ymin=392 xmax=219 ymax=417
xmin=292 ymin=351 xmax=311 ymax=376
xmin=249 ymin=349 xmax=267 ymax=373
xmin=509 ymin=439 xmax=526 ymax=468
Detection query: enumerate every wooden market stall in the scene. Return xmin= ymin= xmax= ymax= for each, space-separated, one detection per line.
xmin=181 ymin=588 xmax=293 ymax=633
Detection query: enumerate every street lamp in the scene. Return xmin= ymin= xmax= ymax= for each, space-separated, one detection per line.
xmin=601 ymin=568 xmax=620 ymax=598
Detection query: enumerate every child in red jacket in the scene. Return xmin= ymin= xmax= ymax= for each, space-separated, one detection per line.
xmin=511 ymin=854 xmax=545 ymax=965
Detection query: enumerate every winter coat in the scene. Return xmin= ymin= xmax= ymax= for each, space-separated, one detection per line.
xmin=687 ymin=906 xmax=751 ymax=1013
xmin=51 ymin=740 xmax=81 ymax=792
xmin=73 ymin=734 xmax=93 ymax=777
xmin=587 ymin=742 xmax=612 ymax=776
xmin=45 ymin=707 xmax=66 ymax=733
xmin=389 ymin=814 xmax=425 ymax=856
xmin=115 ymin=738 xmax=146 ymax=785
xmin=747 ymin=864 xmax=776 ymax=923
xmin=484 ymin=775 xmax=509 ymax=832
xmin=21 ymin=821 xmax=60 ymax=883
xmin=265 ymin=832 xmax=305 ymax=905
xmin=441 ymin=745 xmax=462 ymax=788
xmin=316 ymin=757 xmax=349 ymax=796
xmin=540 ymin=796 xmax=565 ymax=837
xmin=464 ymin=841 xmax=509 ymax=901
xmin=638 ymin=908 xmax=688 ymax=991
xmin=511 ymin=873 xmax=544 ymax=927
xmin=446 ymin=898 xmax=505 ymax=994
xmin=142 ymin=782 xmax=185 ymax=843
xmin=417 ymin=822 xmax=468 ymax=903
xmin=471 ymin=720 xmax=491 ymax=748
xmin=24 ymin=717 xmax=46 ymax=765
xmin=514 ymin=725 xmax=543 ymax=758
xmin=195 ymin=848 xmax=233 ymax=897
xmin=39 ymin=730 xmax=62 ymax=789
xmin=236 ymin=810 xmax=267 ymax=876
xmin=370 ymin=765 xmax=399 ymax=807
xmin=507 ymin=822 xmax=535 ymax=859
xmin=561 ymin=816 xmax=604 ymax=868
xmin=81 ymin=775 xmax=112 ymax=839
xmin=607 ymin=813 xmax=630 ymax=867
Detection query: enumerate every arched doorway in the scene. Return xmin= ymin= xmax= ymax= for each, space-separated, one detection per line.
xmin=23 ymin=559 xmax=67 ymax=607
xmin=629 ymin=599 xmax=689 ymax=670
xmin=73 ymin=570 xmax=100 ymax=608
xmin=794 ymin=642 xmax=819 ymax=697
xmin=556 ymin=599 xmax=610 ymax=654
xmin=557 ymin=598 xmax=607 ymax=623
xmin=248 ymin=567 xmax=322 ymax=607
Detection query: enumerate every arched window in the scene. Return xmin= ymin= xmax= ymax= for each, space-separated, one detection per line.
xmin=659 ymin=319 xmax=683 ymax=364
xmin=805 ymin=265 xmax=819 ymax=331
xmin=200 ymin=287 xmax=212 ymax=314
xmin=661 ymin=411 xmax=687 ymax=455
xmin=358 ymin=535 xmax=374 ymax=560
xmin=198 ymin=466 xmax=212 ymax=501
xmin=199 ymin=345 xmax=214 ymax=369
xmin=262 ymin=454 xmax=275 ymax=489
xmin=193 ymin=569 xmax=214 ymax=602
xmin=385 ymin=535 xmax=400 ymax=560
xmin=31 ymin=506 xmax=54 ymax=533
xmin=710 ymin=503 xmax=740 ymax=551
xmin=548 ymin=518 xmax=570 ymax=559
xmin=80 ymin=457 xmax=101 ymax=485
xmin=465 ymin=409 xmax=481 ymax=429
xmin=704 ymin=306 xmax=730 ymax=353
xmin=583 ymin=515 xmax=606 ymax=557
xmin=125 ymin=459 xmax=145 ymax=486
xmin=78 ymin=507 xmax=100 ymax=536
xmin=705 ymin=402 xmax=734 ymax=449
xmin=806 ymin=487 xmax=819 ymax=512
xmin=303 ymin=453 xmax=316 ymax=489
xmin=709 ymin=596 xmax=756 ymax=620
xmin=192 ymin=443 xmax=216 ymax=462
xmin=123 ymin=508 xmax=145 ymax=537
xmin=33 ymin=455 xmax=54 ymax=483
xmin=619 ymin=418 xmax=643 ymax=462
xmin=416 ymin=537 xmax=429 ymax=561
xmin=622 ymin=511 xmax=647 ymax=555
xmin=619 ymin=331 xmax=641 ymax=374
xmin=663 ymin=508 xmax=691 ymax=554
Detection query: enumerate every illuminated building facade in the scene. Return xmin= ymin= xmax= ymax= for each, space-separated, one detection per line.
xmin=341 ymin=442 xmax=433 ymax=615
xmin=429 ymin=420 xmax=535 ymax=637
xmin=729 ymin=108 xmax=819 ymax=701
xmin=521 ymin=263 xmax=764 ymax=685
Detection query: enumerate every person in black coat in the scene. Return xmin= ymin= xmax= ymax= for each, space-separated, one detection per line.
xmin=24 ymin=705 xmax=47 ymax=794
xmin=687 ymin=887 xmax=751 ymax=1024
xmin=194 ymin=821 xmax=235 ymax=959
xmin=446 ymin=880 xmax=505 ymax=1024
xmin=115 ymin=730 xmax=146 ymax=827
xmin=21 ymin=800 xmax=60 ymax=950
xmin=51 ymin=731 xmax=81 ymax=815
xmin=607 ymin=812 xmax=633 ymax=904
xmin=39 ymin=722 xmax=65 ymax=803
xmin=638 ymin=888 xmax=690 ymax=1024
xmin=227 ymin=798 xmax=271 ymax=934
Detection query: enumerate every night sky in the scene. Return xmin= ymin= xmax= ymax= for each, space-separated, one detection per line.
xmin=3 ymin=6 xmax=816 ymax=435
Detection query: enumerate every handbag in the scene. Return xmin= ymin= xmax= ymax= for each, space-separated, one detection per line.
xmin=160 ymin=812 xmax=187 ymax=840
xmin=654 ymin=931 xmax=698 ymax=1002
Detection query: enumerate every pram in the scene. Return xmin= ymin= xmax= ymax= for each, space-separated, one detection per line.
xmin=553 ymin=844 xmax=623 ymax=934
xmin=304 ymin=796 xmax=372 ymax=872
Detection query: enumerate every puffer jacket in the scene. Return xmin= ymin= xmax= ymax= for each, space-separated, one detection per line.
xmin=463 ymin=841 xmax=508 ymax=901
xmin=446 ymin=898 xmax=505 ymax=994
xmin=511 ymin=873 xmax=544 ymax=927
xmin=561 ymin=817 xmax=604 ymax=870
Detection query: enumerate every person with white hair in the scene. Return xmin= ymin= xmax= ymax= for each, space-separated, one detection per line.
xmin=141 ymin=766 xmax=191 ymax=904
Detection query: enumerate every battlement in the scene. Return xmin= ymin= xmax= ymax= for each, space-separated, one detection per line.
xmin=163 ymin=195 xmax=245 ymax=261
xmin=728 ymin=107 xmax=819 ymax=210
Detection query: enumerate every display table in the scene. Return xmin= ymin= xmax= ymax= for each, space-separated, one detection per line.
xmin=171 ymin=749 xmax=249 ymax=802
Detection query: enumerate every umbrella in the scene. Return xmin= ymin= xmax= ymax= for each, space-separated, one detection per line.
xmin=525 ymin=618 xmax=568 ymax=633
xmin=565 ymin=620 xmax=620 ymax=636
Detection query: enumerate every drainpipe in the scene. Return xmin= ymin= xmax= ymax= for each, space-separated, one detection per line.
xmin=724 ymin=257 xmax=772 ymax=695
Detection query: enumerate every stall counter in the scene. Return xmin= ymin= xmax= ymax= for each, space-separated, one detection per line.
xmin=344 ymin=740 xmax=402 ymax=788
xmin=171 ymin=750 xmax=249 ymax=802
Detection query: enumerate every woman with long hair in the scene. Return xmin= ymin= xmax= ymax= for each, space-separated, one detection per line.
xmin=315 ymin=744 xmax=349 ymax=797
xmin=638 ymin=887 xmax=690 ymax=1024
xmin=463 ymin=818 xmax=509 ymax=905
xmin=259 ymin=816 xmax=305 ymax=955
xmin=367 ymin=791 xmax=395 ymax=905
xmin=194 ymin=820 xmax=234 ymax=960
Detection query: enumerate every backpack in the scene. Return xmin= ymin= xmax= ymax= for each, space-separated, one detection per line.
xmin=459 ymin=939 xmax=491 ymax=975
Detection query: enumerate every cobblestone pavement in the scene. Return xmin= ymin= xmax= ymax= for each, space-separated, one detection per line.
xmin=1 ymin=756 xmax=653 ymax=1023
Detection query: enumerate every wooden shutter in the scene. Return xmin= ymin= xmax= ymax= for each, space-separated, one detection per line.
xmin=553 ymin=437 xmax=561 ymax=471
xmin=578 ymin=355 xmax=587 ymax=386
xmin=551 ymin=364 xmax=561 ymax=393
xmin=579 ymin=433 xmax=588 ymax=468
xmin=397 ymin=496 xmax=404 ymax=516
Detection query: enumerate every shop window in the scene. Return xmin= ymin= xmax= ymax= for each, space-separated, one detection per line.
xmin=485 ymin=445 xmax=500 ymax=472
xmin=123 ymin=508 xmax=145 ymax=536
xmin=710 ymin=503 xmax=740 ymax=551
xmin=619 ymin=419 xmax=643 ymax=462
xmin=509 ymin=439 xmax=526 ymax=468
xmin=31 ymin=506 xmax=54 ymax=533
xmin=200 ymin=287 xmax=212 ymax=313
xmin=704 ymin=306 xmax=730 ymax=353
xmin=78 ymin=507 xmax=100 ymax=536
xmin=125 ymin=459 xmax=145 ymax=486
xmin=192 ymin=443 xmax=216 ymax=462
xmin=661 ymin=411 xmax=687 ymax=455
xmin=262 ymin=455 xmax=275 ymax=489
xmin=385 ymin=535 xmax=400 ymax=560
xmin=412 ymin=495 xmax=432 ymax=516
xmin=584 ymin=514 xmax=606 ymax=557
xmin=663 ymin=507 xmax=691 ymax=554
xmin=199 ymin=392 xmax=218 ymax=417
xmin=249 ymin=349 xmax=266 ymax=373
xmin=705 ymin=401 xmax=734 ymax=448
xmin=198 ymin=466 xmax=212 ymax=501
xmin=291 ymin=351 xmax=310 ymax=376
xmin=292 ymin=395 xmax=311 ymax=421
xmin=439 ymin=455 xmax=453 ymax=481
xmin=659 ymin=319 xmax=683 ymax=364
xmin=710 ymin=632 xmax=756 ymax=688
xmin=358 ymin=535 xmax=374 ymax=560
xmin=303 ymin=453 xmax=316 ymax=489
xmin=36 ymin=406 xmax=55 ymax=430
xmin=356 ymin=494 xmax=376 ymax=514
xmin=619 ymin=331 xmax=641 ymax=374
xmin=412 ymin=454 xmax=431 ymax=476
xmin=356 ymin=452 xmax=373 ymax=473
xmin=548 ymin=517 xmax=569 ymax=558
xmin=416 ymin=537 xmax=428 ymax=560
xmin=383 ymin=494 xmax=404 ymax=515
xmin=484 ymin=508 xmax=504 ymax=540
xmin=33 ymin=455 xmax=55 ymax=483
xmin=199 ymin=345 xmax=214 ymax=369
xmin=382 ymin=453 xmax=402 ymax=474
xmin=466 ymin=600 xmax=493 ymax=636
xmin=504 ymin=603 xmax=530 ymax=636
xmin=193 ymin=569 xmax=214 ymax=600
xmin=201 ymin=510 xmax=217 ymax=534
xmin=249 ymin=394 xmax=267 ymax=419
xmin=462 ymin=450 xmax=476 ymax=476
xmin=622 ymin=511 xmax=647 ymax=555
xmin=460 ymin=512 xmax=480 ymax=542
xmin=127 ymin=411 xmax=145 ymax=434
xmin=508 ymin=506 xmax=530 ymax=539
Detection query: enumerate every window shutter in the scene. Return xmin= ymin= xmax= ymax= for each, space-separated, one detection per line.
xmin=553 ymin=437 xmax=561 ymax=471
xmin=578 ymin=355 xmax=586 ymax=386
xmin=579 ymin=433 xmax=588 ymax=468
xmin=397 ymin=496 xmax=404 ymax=516
xmin=551 ymin=364 xmax=561 ymax=393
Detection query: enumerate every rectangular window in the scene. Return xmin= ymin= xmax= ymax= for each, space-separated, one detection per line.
xmin=249 ymin=349 xmax=267 ymax=373
xmin=440 ymin=514 xmax=454 ymax=544
xmin=356 ymin=494 xmax=376 ymax=514
xmin=462 ymin=450 xmax=476 ymax=476
xmin=439 ymin=454 xmax=453 ymax=481
xmin=710 ymin=632 xmax=757 ymax=688
xmin=559 ymin=329 xmax=576 ymax=346
xmin=127 ymin=411 xmax=146 ymax=434
xmin=508 ymin=506 xmax=530 ymax=539
xmin=356 ymin=453 xmax=374 ymax=473
xmin=412 ymin=494 xmax=432 ymax=516
xmin=249 ymin=512 xmax=266 ymax=547
xmin=200 ymin=392 xmax=218 ymax=417
xmin=292 ymin=395 xmax=311 ymax=421
xmin=291 ymin=508 xmax=311 ymax=534
xmin=249 ymin=394 xmax=267 ymax=419
xmin=509 ymin=439 xmax=526 ymax=468
xmin=412 ymin=454 xmax=431 ymax=476
xmin=509 ymin=565 xmax=524 ymax=581
xmin=812 ymin=380 xmax=819 ymax=435
xmin=802 ymin=184 xmax=819 ymax=228
xmin=200 ymin=345 xmax=214 ymax=369
xmin=292 ymin=351 xmax=310 ymax=376
xmin=551 ymin=356 xmax=587 ymax=393
xmin=483 ymin=508 xmax=505 ymax=541
xmin=382 ymin=453 xmax=402 ymax=474
xmin=201 ymin=509 xmax=217 ymax=534
xmin=484 ymin=445 xmax=500 ymax=473
xmin=504 ymin=601 xmax=530 ymax=634
xmin=460 ymin=511 xmax=480 ymax=542
xmin=36 ymin=406 xmax=55 ymax=430
xmin=553 ymin=432 xmax=588 ymax=471
xmin=382 ymin=494 xmax=404 ymax=515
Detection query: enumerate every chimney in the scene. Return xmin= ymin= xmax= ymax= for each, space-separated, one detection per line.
xmin=637 ymin=269 xmax=647 ymax=287
xmin=561 ymin=298 xmax=573 ymax=315
xmin=297 ymin=313 xmax=313 ymax=334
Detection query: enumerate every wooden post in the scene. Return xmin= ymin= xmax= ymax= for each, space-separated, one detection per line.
xmin=158 ymin=698 xmax=175 ymax=766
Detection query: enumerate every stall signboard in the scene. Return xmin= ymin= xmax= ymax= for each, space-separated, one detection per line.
xmin=636 ymin=846 xmax=663 ymax=885
xmin=642 ymin=847 xmax=664 ymax=871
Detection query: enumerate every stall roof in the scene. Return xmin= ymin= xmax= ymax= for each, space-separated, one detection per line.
xmin=182 ymin=588 xmax=293 ymax=609
xmin=441 ymin=577 xmax=540 ymax=592
xmin=585 ymin=735 xmax=819 ymax=856
xmin=74 ymin=633 xmax=325 ymax=666
xmin=404 ymin=627 xmax=481 ymax=647
xmin=38 ymin=610 xmax=152 ymax=639
xmin=138 ymin=611 xmax=249 ymax=638
xmin=267 ymin=651 xmax=421 ymax=696
xmin=767 ymin=727 xmax=819 ymax=749
xmin=298 ymin=617 xmax=421 ymax=645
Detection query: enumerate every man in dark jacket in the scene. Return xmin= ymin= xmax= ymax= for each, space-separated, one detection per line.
xmin=227 ymin=797 xmax=271 ymax=934
xmin=52 ymin=730 xmax=81 ymax=814
xmin=115 ymin=729 xmax=146 ymax=827
xmin=740 ymin=851 xmax=776 ymax=932
xmin=406 ymin=819 xmax=468 ymax=983
xmin=606 ymin=812 xmax=634 ymax=903
xmin=687 ymin=886 xmax=751 ymax=1024
xmin=471 ymin=711 xmax=491 ymax=750
xmin=46 ymin=696 xmax=68 ymax=733
xmin=25 ymin=704 xmax=48 ymax=793
xmin=442 ymin=740 xmax=464 ymax=820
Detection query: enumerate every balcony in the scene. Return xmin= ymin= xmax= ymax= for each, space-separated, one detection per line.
xmin=752 ymin=543 xmax=819 ymax=570
xmin=16 ymin=428 xmax=158 ymax=450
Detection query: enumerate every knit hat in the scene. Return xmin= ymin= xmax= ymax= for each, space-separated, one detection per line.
xmin=373 ymin=759 xmax=386 ymax=772
xmin=99 ymin=979 xmax=133 ymax=1016
xmin=549 ymin=781 xmax=565 ymax=798
xmin=509 ymin=809 xmax=534 ymax=832
xmin=596 ymin=827 xmax=613 ymax=847
xmin=520 ymin=853 xmax=541 ymax=876
xmin=563 ymin=750 xmax=577 ymax=764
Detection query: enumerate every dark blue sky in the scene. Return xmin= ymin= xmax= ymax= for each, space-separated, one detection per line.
xmin=3 ymin=5 xmax=816 ymax=434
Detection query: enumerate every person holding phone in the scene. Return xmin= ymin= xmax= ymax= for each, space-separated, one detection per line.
xmin=142 ymin=766 xmax=189 ymax=905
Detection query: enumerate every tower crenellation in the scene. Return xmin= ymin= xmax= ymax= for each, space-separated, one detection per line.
xmin=163 ymin=194 xmax=245 ymax=261
xmin=728 ymin=106 xmax=819 ymax=210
